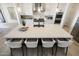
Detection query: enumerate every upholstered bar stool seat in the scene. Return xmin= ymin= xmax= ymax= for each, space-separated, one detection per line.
xmin=25 ymin=38 xmax=38 ymax=48
xmin=5 ymin=39 xmax=23 ymax=48
xmin=41 ymin=38 xmax=56 ymax=56
xmin=57 ymin=39 xmax=69 ymax=47
xmin=55 ymin=38 xmax=72 ymax=56
xmin=24 ymin=38 xmax=38 ymax=56
xmin=5 ymin=39 xmax=23 ymax=56
xmin=42 ymin=38 xmax=55 ymax=48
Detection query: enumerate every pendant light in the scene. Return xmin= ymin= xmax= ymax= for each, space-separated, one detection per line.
xmin=56 ymin=3 xmax=60 ymax=12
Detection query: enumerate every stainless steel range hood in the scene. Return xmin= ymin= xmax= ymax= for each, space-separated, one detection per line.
xmin=33 ymin=3 xmax=45 ymax=14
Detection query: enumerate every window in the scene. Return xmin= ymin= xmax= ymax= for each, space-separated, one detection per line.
xmin=8 ymin=7 xmax=17 ymax=19
xmin=0 ymin=10 xmax=5 ymax=23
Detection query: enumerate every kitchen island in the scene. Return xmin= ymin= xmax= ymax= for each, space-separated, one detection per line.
xmin=4 ymin=25 xmax=73 ymax=39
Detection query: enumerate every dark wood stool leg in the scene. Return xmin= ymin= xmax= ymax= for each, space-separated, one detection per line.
xmin=52 ymin=47 xmax=54 ymax=56
xmin=65 ymin=47 xmax=68 ymax=56
xmin=55 ymin=44 xmax=58 ymax=56
xmin=37 ymin=47 xmax=38 ymax=56
xmin=26 ymin=47 xmax=27 ymax=56
xmin=21 ymin=46 xmax=24 ymax=56
xmin=22 ymin=39 xmax=26 ymax=56
xmin=42 ymin=47 xmax=43 ymax=56
xmin=37 ymin=45 xmax=39 ymax=56
xmin=10 ymin=48 xmax=13 ymax=56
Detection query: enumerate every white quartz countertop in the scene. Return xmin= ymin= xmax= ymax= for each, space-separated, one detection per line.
xmin=3 ymin=25 xmax=73 ymax=39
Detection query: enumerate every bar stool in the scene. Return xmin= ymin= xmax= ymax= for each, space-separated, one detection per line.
xmin=5 ymin=38 xmax=23 ymax=56
xmin=55 ymin=38 xmax=71 ymax=56
xmin=24 ymin=38 xmax=38 ymax=56
xmin=41 ymin=38 xmax=56 ymax=56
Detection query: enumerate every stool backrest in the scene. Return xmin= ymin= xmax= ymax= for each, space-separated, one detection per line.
xmin=57 ymin=39 xmax=69 ymax=47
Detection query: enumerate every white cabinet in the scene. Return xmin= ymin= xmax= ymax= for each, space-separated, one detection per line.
xmin=45 ymin=3 xmax=57 ymax=15
xmin=24 ymin=19 xmax=33 ymax=26
xmin=21 ymin=3 xmax=33 ymax=15
xmin=57 ymin=3 xmax=67 ymax=12
xmin=44 ymin=3 xmax=67 ymax=25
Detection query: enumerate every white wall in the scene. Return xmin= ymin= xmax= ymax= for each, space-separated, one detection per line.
xmin=69 ymin=4 xmax=79 ymax=33
xmin=64 ymin=4 xmax=75 ymax=26
xmin=62 ymin=4 xmax=79 ymax=33
xmin=60 ymin=3 xmax=70 ymax=28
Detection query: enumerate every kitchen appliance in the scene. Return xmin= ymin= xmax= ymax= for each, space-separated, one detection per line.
xmin=33 ymin=18 xmax=45 ymax=27
xmin=54 ymin=12 xmax=63 ymax=24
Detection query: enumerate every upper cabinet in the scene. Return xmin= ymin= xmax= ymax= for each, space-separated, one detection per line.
xmin=17 ymin=3 xmax=33 ymax=15
xmin=57 ymin=3 xmax=67 ymax=12
xmin=45 ymin=3 xmax=57 ymax=15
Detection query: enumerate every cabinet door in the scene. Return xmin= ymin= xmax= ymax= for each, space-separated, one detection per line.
xmin=22 ymin=3 xmax=33 ymax=15
xmin=24 ymin=19 xmax=33 ymax=26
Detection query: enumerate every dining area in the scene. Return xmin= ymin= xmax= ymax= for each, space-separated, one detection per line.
xmin=3 ymin=24 xmax=73 ymax=56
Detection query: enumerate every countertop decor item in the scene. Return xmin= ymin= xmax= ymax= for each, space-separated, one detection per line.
xmin=21 ymin=15 xmax=33 ymax=19
xmin=20 ymin=15 xmax=33 ymax=26
xmin=19 ymin=26 xmax=29 ymax=32
xmin=22 ymin=20 xmax=26 ymax=26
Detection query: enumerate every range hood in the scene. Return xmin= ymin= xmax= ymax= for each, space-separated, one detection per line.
xmin=33 ymin=3 xmax=45 ymax=14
